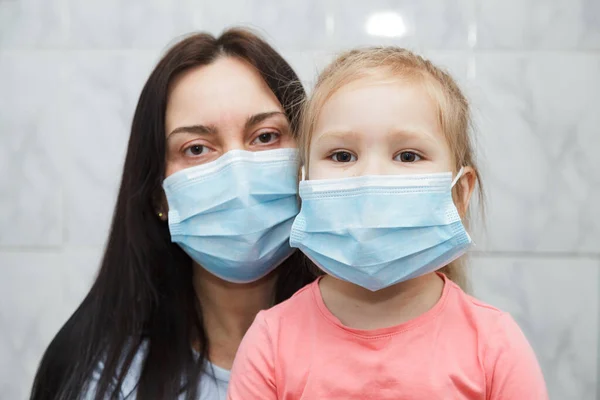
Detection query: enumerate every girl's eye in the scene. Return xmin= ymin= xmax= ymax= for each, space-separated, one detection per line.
xmin=395 ymin=151 xmax=422 ymax=163
xmin=251 ymin=132 xmax=280 ymax=145
xmin=331 ymin=151 xmax=357 ymax=163
xmin=184 ymin=144 xmax=212 ymax=157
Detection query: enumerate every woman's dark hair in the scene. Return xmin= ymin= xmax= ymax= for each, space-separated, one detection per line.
xmin=30 ymin=28 xmax=315 ymax=400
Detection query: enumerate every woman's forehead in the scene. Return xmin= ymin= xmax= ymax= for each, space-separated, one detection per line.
xmin=165 ymin=57 xmax=283 ymax=132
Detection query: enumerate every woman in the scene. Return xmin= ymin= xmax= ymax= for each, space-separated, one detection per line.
xmin=30 ymin=28 xmax=317 ymax=400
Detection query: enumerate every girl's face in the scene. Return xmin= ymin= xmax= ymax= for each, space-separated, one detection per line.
xmin=309 ymin=77 xmax=454 ymax=180
xmin=164 ymin=56 xmax=296 ymax=178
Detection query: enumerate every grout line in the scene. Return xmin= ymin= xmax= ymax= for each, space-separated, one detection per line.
xmin=468 ymin=48 xmax=600 ymax=55
xmin=0 ymin=245 xmax=102 ymax=253
xmin=1 ymin=247 xmax=598 ymax=258
xmin=1 ymin=47 xmax=600 ymax=55
xmin=597 ymin=256 xmax=600 ymax=400
xmin=0 ymin=48 xmax=164 ymax=56
xmin=0 ymin=246 xmax=63 ymax=253
xmin=469 ymin=251 xmax=600 ymax=259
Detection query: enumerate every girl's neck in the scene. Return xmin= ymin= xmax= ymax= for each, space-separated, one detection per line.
xmin=193 ymin=265 xmax=278 ymax=370
xmin=319 ymin=272 xmax=444 ymax=330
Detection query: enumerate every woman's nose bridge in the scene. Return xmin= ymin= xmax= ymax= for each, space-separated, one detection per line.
xmin=220 ymin=129 xmax=247 ymax=153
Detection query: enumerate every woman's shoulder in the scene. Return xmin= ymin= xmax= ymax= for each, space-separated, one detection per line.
xmin=84 ymin=341 xmax=148 ymax=399
xmin=85 ymin=341 xmax=230 ymax=400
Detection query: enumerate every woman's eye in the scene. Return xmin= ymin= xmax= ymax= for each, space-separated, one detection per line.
xmin=395 ymin=151 xmax=422 ymax=163
xmin=184 ymin=144 xmax=211 ymax=157
xmin=251 ymin=132 xmax=280 ymax=145
xmin=331 ymin=151 xmax=357 ymax=163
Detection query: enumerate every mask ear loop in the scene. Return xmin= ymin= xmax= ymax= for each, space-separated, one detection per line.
xmin=451 ymin=166 xmax=465 ymax=188
xmin=301 ymin=165 xmax=306 ymax=181
xmin=451 ymin=166 xmax=474 ymax=245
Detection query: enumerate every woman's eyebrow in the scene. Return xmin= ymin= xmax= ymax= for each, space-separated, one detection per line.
xmin=245 ymin=111 xmax=287 ymax=130
xmin=167 ymin=124 xmax=218 ymax=139
xmin=167 ymin=111 xmax=287 ymax=140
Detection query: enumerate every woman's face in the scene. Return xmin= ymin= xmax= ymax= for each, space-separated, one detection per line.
xmin=164 ymin=56 xmax=296 ymax=178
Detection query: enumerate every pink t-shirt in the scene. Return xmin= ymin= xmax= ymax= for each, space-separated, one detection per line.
xmin=228 ymin=274 xmax=548 ymax=400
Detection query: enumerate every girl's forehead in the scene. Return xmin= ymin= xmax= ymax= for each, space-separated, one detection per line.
xmin=314 ymin=78 xmax=441 ymax=133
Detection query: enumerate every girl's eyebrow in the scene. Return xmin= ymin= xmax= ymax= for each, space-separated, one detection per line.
xmin=314 ymin=130 xmax=363 ymax=143
xmin=387 ymin=128 xmax=439 ymax=144
xmin=314 ymin=128 xmax=438 ymax=144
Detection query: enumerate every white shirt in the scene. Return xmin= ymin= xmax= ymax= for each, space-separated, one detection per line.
xmin=85 ymin=341 xmax=230 ymax=399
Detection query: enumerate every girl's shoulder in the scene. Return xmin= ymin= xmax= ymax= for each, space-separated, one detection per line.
xmin=446 ymin=280 xmax=535 ymax=355
xmin=446 ymin=285 xmax=548 ymax=398
xmin=266 ymin=278 xmax=318 ymax=315
xmin=253 ymin=278 xmax=320 ymax=331
xmin=446 ymin=278 xmax=508 ymax=322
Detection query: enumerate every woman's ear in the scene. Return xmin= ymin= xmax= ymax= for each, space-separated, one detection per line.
xmin=454 ymin=166 xmax=477 ymax=216
xmin=153 ymin=190 xmax=169 ymax=221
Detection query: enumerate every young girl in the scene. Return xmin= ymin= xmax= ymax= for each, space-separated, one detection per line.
xmin=227 ymin=48 xmax=548 ymax=399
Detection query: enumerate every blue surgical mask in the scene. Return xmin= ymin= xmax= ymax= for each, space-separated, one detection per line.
xmin=290 ymin=170 xmax=471 ymax=291
xmin=163 ymin=148 xmax=300 ymax=283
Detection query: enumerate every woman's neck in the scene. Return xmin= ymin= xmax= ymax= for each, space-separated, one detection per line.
xmin=319 ymin=272 xmax=444 ymax=330
xmin=193 ymin=265 xmax=278 ymax=370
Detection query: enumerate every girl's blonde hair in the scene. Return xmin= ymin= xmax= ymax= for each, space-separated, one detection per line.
xmin=299 ymin=47 xmax=483 ymax=290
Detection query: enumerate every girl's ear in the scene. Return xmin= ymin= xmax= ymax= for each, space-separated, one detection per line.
xmin=454 ymin=166 xmax=476 ymax=217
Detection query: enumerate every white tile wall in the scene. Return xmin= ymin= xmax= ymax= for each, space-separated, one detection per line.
xmin=471 ymin=53 xmax=600 ymax=253
xmin=1 ymin=0 xmax=598 ymax=399
xmin=66 ymin=0 xmax=197 ymax=49
xmin=0 ymin=248 xmax=102 ymax=400
xmin=60 ymin=51 xmax=158 ymax=246
xmin=0 ymin=53 xmax=65 ymax=248
xmin=0 ymin=0 xmax=69 ymax=49
xmin=197 ymin=0 xmax=332 ymax=50
xmin=327 ymin=0 xmax=475 ymax=50
xmin=471 ymin=256 xmax=599 ymax=400
xmin=476 ymin=0 xmax=600 ymax=50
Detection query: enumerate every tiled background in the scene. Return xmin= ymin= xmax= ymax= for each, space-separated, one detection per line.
xmin=1 ymin=0 xmax=599 ymax=399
